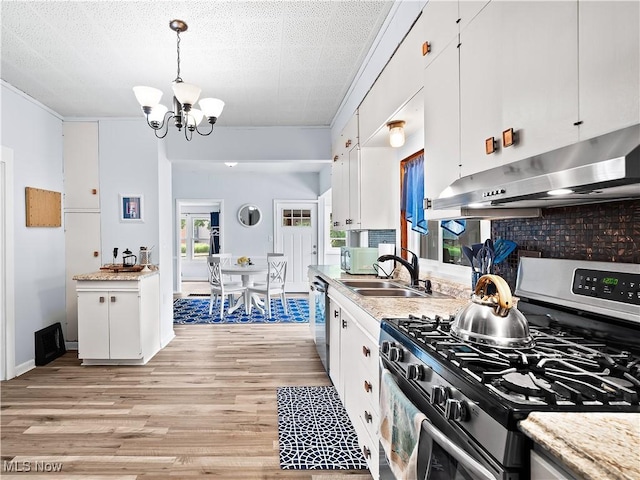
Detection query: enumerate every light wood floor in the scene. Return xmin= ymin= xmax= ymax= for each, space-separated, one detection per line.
xmin=1 ymin=324 xmax=372 ymax=479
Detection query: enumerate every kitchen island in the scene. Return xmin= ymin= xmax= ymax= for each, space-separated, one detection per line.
xmin=73 ymin=269 xmax=161 ymax=365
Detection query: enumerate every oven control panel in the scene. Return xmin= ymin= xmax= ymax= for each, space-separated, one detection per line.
xmin=572 ymin=268 xmax=640 ymax=305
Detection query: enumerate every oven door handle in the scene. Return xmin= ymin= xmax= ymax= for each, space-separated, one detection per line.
xmin=421 ymin=419 xmax=496 ymax=480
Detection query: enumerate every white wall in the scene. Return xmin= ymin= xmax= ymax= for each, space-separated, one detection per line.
xmin=172 ymin=166 xmax=320 ymax=289
xmin=1 ymin=83 xmax=65 ymax=370
xmin=157 ymin=140 xmax=175 ymax=347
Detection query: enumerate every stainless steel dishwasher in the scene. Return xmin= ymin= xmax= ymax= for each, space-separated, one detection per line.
xmin=310 ymin=276 xmax=329 ymax=374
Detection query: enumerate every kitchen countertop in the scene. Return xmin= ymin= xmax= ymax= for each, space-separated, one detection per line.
xmin=310 ymin=264 xmax=472 ymax=320
xmin=72 ymin=269 xmax=159 ymax=281
xmin=519 ymin=412 xmax=640 ymax=480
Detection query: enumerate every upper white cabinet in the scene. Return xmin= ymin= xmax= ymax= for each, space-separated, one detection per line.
xmin=459 ymin=1 xmax=580 ymax=177
xmin=423 ymin=41 xmax=462 ymax=220
xmin=578 ymin=1 xmax=640 ymax=140
xmin=63 ymin=122 xmax=100 ymax=210
xmin=422 ymin=0 xmax=460 ymax=69
xmin=359 ymin=13 xmax=426 ymax=144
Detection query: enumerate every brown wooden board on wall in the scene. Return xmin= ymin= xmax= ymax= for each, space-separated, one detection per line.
xmin=25 ymin=187 xmax=62 ymax=227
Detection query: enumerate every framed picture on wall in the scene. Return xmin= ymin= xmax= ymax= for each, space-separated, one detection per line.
xmin=119 ymin=194 xmax=144 ymax=222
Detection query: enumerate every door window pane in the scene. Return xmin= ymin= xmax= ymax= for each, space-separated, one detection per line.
xmin=282 ymin=208 xmax=311 ymax=227
xmin=192 ymin=217 xmax=211 ymax=257
xmin=180 ymin=216 xmax=187 ymax=258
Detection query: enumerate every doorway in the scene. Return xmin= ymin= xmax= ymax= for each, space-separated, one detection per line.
xmin=175 ymin=199 xmax=224 ymax=293
xmin=273 ymin=200 xmax=318 ymax=292
xmin=1 ymin=146 xmax=15 ymax=380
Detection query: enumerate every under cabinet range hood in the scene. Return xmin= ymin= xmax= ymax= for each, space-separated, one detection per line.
xmin=432 ymin=124 xmax=640 ymax=210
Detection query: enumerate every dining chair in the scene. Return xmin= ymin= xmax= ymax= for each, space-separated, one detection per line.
xmin=207 ymin=255 xmax=246 ymax=319
xmin=247 ymin=256 xmax=288 ymax=319
xmin=210 ymin=253 xmax=242 ymax=286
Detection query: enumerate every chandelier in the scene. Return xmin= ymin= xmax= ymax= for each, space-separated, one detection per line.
xmin=133 ymin=20 xmax=224 ymax=141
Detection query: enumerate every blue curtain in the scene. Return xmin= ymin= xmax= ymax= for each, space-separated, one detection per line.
xmin=402 ymin=154 xmax=428 ymax=235
xmin=209 ymin=212 xmax=220 ymax=254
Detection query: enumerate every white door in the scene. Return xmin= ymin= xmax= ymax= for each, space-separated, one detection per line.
xmin=65 ymin=212 xmax=102 ymax=342
xmin=274 ymin=201 xmax=318 ymax=293
xmin=1 ymin=146 xmax=15 ymax=381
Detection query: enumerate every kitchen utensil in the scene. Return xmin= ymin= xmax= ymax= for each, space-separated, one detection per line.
xmin=493 ymin=239 xmax=518 ymax=264
xmin=451 ymin=274 xmax=534 ymax=349
xmin=122 ymin=248 xmax=137 ymax=267
xmin=462 ymin=246 xmax=476 ymax=267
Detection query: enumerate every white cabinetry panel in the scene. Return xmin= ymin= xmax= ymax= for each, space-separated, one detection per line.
xmin=63 ymin=122 xmax=100 ymax=210
xmin=578 ymin=0 xmax=640 ymax=140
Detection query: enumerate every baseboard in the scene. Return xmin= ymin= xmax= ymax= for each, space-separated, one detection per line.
xmin=65 ymin=341 xmax=78 ymax=351
xmin=14 ymin=359 xmax=35 ymax=377
xmin=161 ymin=330 xmax=175 ymax=348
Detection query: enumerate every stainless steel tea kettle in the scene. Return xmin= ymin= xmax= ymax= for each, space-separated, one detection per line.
xmin=451 ymin=274 xmax=534 ymax=349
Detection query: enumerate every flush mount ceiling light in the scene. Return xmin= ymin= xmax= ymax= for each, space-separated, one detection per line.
xmin=387 ymin=120 xmax=406 ymax=148
xmin=224 ymin=162 xmax=238 ymax=167
xmin=133 ymin=19 xmax=224 ymax=141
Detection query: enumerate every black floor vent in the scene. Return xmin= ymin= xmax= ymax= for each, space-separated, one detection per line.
xmin=34 ymin=322 xmax=66 ymax=366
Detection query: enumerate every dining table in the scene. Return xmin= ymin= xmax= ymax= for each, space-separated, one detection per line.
xmin=221 ymin=264 xmax=268 ymax=314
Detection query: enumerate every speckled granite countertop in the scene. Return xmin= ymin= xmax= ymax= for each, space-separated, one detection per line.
xmin=519 ymin=412 xmax=640 ymax=480
xmin=72 ymin=269 xmax=159 ymax=281
xmin=309 ymin=264 xmax=472 ymax=320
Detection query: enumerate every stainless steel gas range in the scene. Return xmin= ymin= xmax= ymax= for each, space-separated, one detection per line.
xmin=379 ymin=258 xmax=639 ymax=480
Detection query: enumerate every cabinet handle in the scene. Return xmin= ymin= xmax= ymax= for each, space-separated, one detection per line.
xmin=99 ymin=296 xmax=105 ymax=303
xmin=364 ymin=410 xmax=373 ymax=423
xmin=91 ymin=188 xmax=97 ymax=195
xmin=342 ymin=319 xmax=348 ymax=329
xmin=110 ymin=296 xmax=116 ymax=303
xmin=364 ymin=380 xmax=372 ymax=393
xmin=93 ymin=251 xmax=99 ymax=257
xmin=345 ymin=139 xmax=352 ymax=148
xmin=334 ymin=310 xmax=340 ymax=318
xmin=362 ymin=445 xmax=371 ymax=459
xmin=362 ymin=345 xmax=370 ymax=357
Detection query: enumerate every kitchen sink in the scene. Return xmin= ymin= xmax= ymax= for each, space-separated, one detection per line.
xmin=353 ymin=288 xmax=428 ymax=298
xmin=340 ymin=280 xmax=403 ymax=289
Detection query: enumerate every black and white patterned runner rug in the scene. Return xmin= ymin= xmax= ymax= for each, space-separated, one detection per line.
xmin=276 ymin=386 xmax=368 ymax=470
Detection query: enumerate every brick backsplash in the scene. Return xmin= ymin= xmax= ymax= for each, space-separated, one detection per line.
xmin=491 ymin=199 xmax=639 ymax=290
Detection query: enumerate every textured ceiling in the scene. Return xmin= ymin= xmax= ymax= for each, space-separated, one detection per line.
xmin=1 ymin=0 xmax=394 ymax=127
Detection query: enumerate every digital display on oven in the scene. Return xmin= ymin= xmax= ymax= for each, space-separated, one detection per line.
xmin=572 ymin=268 xmax=639 ymax=306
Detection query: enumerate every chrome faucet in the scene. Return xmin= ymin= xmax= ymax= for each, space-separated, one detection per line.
xmin=377 ymin=247 xmax=420 ymax=287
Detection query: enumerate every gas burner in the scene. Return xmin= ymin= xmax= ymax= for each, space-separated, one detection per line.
xmin=502 ymin=372 xmax=550 ymax=397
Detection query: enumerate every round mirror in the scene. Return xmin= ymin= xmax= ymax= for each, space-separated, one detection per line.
xmin=238 ymin=204 xmax=262 ymax=227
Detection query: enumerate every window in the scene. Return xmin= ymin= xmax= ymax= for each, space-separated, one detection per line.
xmin=181 ymin=214 xmax=211 ymax=259
xmin=329 ymin=213 xmax=346 ymax=248
xmin=282 ymin=209 xmax=312 ymax=227
xmin=419 ymin=220 xmax=481 ymax=266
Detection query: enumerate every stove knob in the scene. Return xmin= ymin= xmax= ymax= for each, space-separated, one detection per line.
xmin=389 ymin=346 xmax=404 ymax=362
xmin=444 ymin=399 xmax=469 ymax=422
xmin=406 ymin=363 xmax=424 ymax=381
xmin=380 ymin=341 xmax=392 ymax=355
xmin=430 ymin=385 xmax=449 ymax=406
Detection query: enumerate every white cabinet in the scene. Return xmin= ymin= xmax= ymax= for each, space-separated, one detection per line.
xmin=329 ymin=289 xmax=381 ymax=478
xmin=421 ymin=0 xmax=459 ymax=70
xmin=332 ymin=113 xmax=358 ymax=230
xmin=63 ymin=122 xmax=100 ymax=210
xmin=578 ymin=0 xmax=640 ymax=140
xmin=328 ymin=297 xmax=342 ymax=391
xmin=76 ymin=273 xmax=160 ymax=365
xmin=459 ymin=1 xmax=579 ymax=177
xmin=423 ymin=40 xmax=463 ymax=220
xmin=332 ymin=143 xmax=397 ymax=231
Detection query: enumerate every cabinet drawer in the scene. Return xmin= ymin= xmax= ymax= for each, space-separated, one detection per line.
xmin=353 ymin=415 xmax=379 ymax=479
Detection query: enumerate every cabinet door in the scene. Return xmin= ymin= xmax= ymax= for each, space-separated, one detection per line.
xmin=63 ymin=122 xmax=100 ymax=210
xmin=424 ymin=42 xmax=461 ymax=211
xmin=578 ymin=0 xmax=640 ymax=139
xmin=108 ymin=291 xmax=142 ymax=359
xmin=422 ymin=0 xmax=459 ymax=69
xmin=499 ymin=1 xmax=579 ymax=163
xmin=347 ymin=145 xmax=361 ymax=229
xmin=331 ymin=159 xmax=348 ymax=229
xmin=328 ymin=298 xmax=342 ymax=391
xmin=77 ymin=291 xmax=110 ymax=359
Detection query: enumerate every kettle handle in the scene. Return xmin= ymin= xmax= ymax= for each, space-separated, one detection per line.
xmin=474 ymin=274 xmax=512 ymax=314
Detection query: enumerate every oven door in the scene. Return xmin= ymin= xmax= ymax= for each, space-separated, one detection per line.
xmin=379 ymin=363 xmax=504 ymax=480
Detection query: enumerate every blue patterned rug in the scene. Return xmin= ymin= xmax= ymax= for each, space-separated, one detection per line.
xmin=173 ymin=297 xmax=309 ymax=324
xmin=277 ymin=386 xmax=368 ymax=470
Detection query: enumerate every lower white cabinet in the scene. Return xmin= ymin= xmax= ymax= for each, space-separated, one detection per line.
xmin=329 ymin=288 xmax=381 ymax=478
xmin=76 ymin=272 xmax=160 ymax=365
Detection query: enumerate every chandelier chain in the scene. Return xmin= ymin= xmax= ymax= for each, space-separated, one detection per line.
xmin=175 ymin=30 xmax=182 ymax=83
